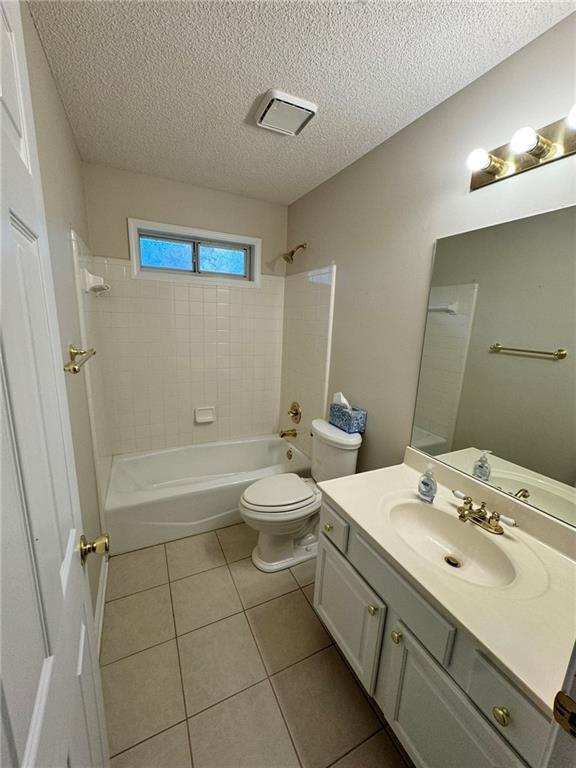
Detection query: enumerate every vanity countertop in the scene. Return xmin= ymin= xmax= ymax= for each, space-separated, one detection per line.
xmin=319 ymin=461 xmax=576 ymax=717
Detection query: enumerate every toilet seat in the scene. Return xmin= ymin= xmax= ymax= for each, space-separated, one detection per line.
xmin=240 ymin=473 xmax=320 ymax=515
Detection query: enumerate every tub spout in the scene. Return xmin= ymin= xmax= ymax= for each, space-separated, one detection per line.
xmin=280 ymin=429 xmax=297 ymax=438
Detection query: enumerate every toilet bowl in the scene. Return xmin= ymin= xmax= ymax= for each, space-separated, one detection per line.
xmin=241 ymin=474 xmax=322 ymax=572
xmin=239 ymin=418 xmax=362 ymax=572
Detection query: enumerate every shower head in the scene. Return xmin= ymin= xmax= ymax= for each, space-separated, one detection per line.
xmin=282 ymin=242 xmax=307 ymax=264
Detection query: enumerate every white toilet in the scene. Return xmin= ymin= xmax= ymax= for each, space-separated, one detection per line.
xmin=239 ymin=418 xmax=362 ymax=572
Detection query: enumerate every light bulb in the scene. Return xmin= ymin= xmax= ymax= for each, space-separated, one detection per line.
xmin=567 ymin=104 xmax=576 ymax=130
xmin=466 ymin=148 xmax=508 ymax=176
xmin=467 ymin=148 xmax=491 ymax=172
xmin=510 ymin=126 xmax=538 ymax=154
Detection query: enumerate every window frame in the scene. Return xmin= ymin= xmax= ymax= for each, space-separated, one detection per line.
xmin=128 ymin=218 xmax=262 ymax=287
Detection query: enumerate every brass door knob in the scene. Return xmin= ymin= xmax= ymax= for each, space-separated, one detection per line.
xmin=492 ymin=706 xmax=511 ymax=727
xmin=80 ymin=533 xmax=109 ymax=566
xmin=367 ymin=605 xmax=379 ymax=616
xmin=391 ymin=630 xmax=403 ymax=644
xmin=323 ymin=523 xmax=334 ymax=533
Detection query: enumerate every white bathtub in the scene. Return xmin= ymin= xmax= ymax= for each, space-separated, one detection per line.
xmin=104 ymin=436 xmax=310 ymax=554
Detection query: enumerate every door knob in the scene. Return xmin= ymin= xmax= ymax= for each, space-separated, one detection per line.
xmin=391 ymin=630 xmax=403 ymax=644
xmin=80 ymin=533 xmax=109 ymax=566
xmin=367 ymin=605 xmax=379 ymax=616
xmin=323 ymin=523 xmax=334 ymax=533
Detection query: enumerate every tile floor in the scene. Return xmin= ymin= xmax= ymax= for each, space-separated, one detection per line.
xmin=101 ymin=523 xmax=411 ymax=768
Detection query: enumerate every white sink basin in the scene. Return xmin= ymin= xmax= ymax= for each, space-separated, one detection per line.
xmin=378 ymin=493 xmax=548 ymax=596
xmin=388 ymin=499 xmax=516 ymax=587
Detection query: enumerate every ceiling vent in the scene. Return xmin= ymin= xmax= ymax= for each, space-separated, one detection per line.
xmin=255 ymin=89 xmax=317 ymax=136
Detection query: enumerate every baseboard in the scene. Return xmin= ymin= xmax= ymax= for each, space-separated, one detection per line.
xmin=94 ymin=556 xmax=109 ymax=655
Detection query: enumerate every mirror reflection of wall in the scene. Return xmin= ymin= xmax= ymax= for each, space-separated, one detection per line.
xmin=412 ymin=206 xmax=576 ymax=527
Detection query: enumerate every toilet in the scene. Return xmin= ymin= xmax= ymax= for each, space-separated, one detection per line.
xmin=239 ymin=418 xmax=362 ymax=572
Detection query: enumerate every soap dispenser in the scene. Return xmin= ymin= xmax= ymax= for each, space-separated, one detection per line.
xmin=472 ymin=450 xmax=492 ymax=482
xmin=418 ymin=465 xmax=437 ymax=504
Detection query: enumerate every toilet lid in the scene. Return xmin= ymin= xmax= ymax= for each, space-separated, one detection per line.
xmin=242 ymin=473 xmax=315 ymax=508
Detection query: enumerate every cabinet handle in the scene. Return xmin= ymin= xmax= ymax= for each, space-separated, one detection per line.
xmin=492 ymin=706 xmax=511 ymax=727
xmin=367 ymin=605 xmax=379 ymax=616
xmin=391 ymin=630 xmax=403 ymax=644
xmin=323 ymin=523 xmax=334 ymax=533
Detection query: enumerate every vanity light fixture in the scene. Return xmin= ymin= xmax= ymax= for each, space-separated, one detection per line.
xmin=468 ymin=107 xmax=576 ymax=191
xmin=510 ymin=126 xmax=554 ymax=159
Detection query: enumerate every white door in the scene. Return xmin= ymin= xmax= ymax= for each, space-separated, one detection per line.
xmin=1 ymin=2 xmax=108 ymax=766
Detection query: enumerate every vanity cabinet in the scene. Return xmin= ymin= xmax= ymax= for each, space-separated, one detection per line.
xmin=375 ymin=618 xmax=525 ymax=768
xmin=315 ymin=503 xmax=549 ymax=768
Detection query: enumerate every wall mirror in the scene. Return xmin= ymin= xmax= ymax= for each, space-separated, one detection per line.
xmin=411 ymin=206 xmax=576 ymax=527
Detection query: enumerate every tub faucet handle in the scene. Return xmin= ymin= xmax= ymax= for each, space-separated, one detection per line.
xmin=287 ymin=401 xmax=302 ymax=424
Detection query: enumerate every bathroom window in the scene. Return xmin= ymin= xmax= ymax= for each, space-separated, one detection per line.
xmin=129 ymin=218 xmax=261 ymax=285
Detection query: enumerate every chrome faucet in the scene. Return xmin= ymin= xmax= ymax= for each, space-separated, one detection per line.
xmin=452 ymin=492 xmax=517 ymax=535
xmin=280 ymin=429 xmax=297 ymax=438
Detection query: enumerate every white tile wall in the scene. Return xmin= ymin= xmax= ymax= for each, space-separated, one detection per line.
xmin=280 ymin=267 xmax=336 ymax=457
xmin=413 ymin=283 xmax=478 ymax=449
xmin=84 ymin=257 xmax=284 ymax=454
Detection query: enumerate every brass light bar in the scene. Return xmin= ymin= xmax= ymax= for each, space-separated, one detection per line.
xmin=469 ymin=111 xmax=576 ymax=191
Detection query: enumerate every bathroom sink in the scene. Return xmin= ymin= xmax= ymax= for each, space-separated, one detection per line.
xmin=386 ymin=499 xmax=517 ymax=587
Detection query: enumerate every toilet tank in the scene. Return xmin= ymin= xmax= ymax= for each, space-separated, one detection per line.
xmin=310 ymin=419 xmax=362 ymax=482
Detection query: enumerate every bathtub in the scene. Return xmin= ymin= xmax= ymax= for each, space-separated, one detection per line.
xmin=104 ymin=436 xmax=310 ymax=554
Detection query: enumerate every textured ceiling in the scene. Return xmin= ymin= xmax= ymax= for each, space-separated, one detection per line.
xmin=29 ymin=1 xmax=574 ymax=204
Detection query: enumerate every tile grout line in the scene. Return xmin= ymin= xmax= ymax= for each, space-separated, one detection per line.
xmin=323 ymin=727 xmax=385 ymax=768
xmin=101 ymin=635 xmax=177 ymax=669
xmin=162 ymin=543 xmax=195 ymax=767
xmin=108 ymin=718 xmax=189 ymax=760
xmin=105 ymin=579 xmax=170 ymax=604
xmin=234 ymin=572 xmax=304 ymax=768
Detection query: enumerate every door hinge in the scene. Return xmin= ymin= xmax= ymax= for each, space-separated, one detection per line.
xmin=553 ymin=691 xmax=576 ymax=738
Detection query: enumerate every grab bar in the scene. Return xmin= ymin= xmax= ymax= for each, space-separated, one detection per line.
xmin=64 ymin=344 xmax=96 ymax=374
xmin=489 ymin=343 xmax=567 ymax=360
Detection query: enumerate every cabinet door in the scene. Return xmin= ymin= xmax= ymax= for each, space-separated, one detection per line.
xmin=376 ymin=622 xmax=526 ymax=768
xmin=315 ymin=537 xmax=385 ymax=692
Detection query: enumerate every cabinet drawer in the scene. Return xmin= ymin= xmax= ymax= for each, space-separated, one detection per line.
xmin=469 ymin=653 xmax=551 ymax=767
xmin=348 ymin=530 xmax=456 ymax=666
xmin=319 ymin=503 xmax=349 ymax=553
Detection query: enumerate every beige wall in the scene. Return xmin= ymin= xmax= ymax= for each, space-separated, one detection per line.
xmin=82 ymin=163 xmax=288 ymax=275
xmin=432 ymin=208 xmax=576 ymax=486
xmin=22 ymin=6 xmax=102 ymax=604
xmin=287 ymin=15 xmax=576 ymax=472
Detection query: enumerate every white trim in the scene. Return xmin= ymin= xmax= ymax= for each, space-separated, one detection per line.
xmin=128 ymin=217 xmax=262 ymax=287
xmin=94 ymin=556 xmax=109 ymax=656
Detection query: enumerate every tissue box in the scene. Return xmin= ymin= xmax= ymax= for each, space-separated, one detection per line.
xmin=329 ymin=404 xmax=367 ymax=434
